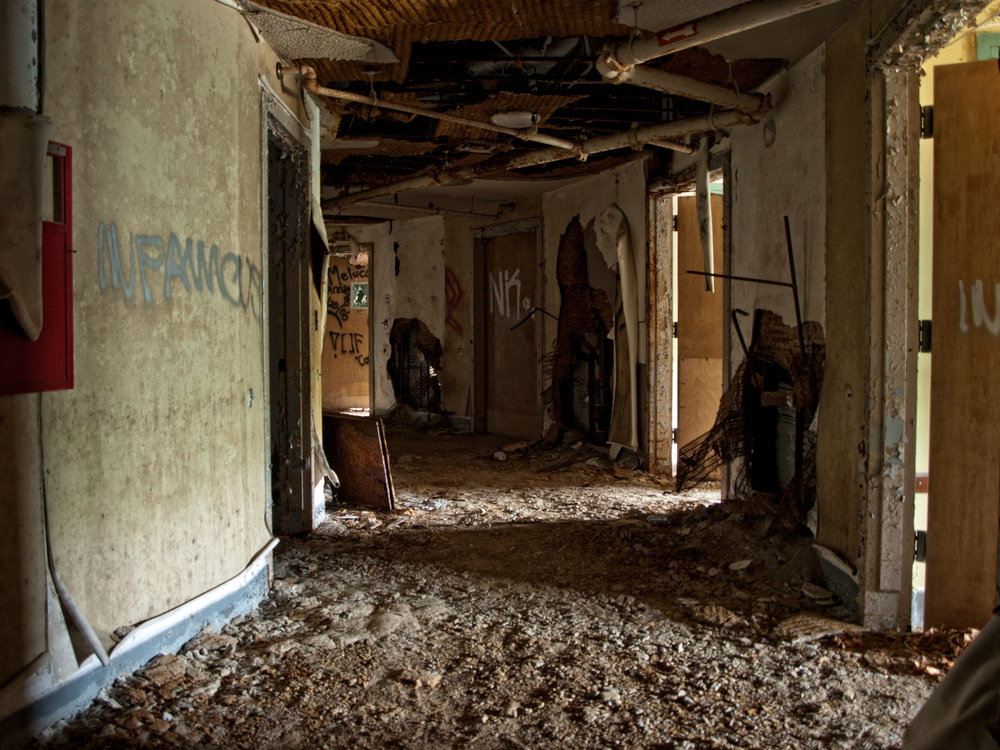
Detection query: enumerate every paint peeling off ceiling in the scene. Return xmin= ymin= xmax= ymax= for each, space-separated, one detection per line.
xmin=240 ymin=2 xmax=398 ymax=62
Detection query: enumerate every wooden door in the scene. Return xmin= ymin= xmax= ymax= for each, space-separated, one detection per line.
xmin=484 ymin=231 xmax=537 ymax=439
xmin=926 ymin=60 xmax=1000 ymax=629
xmin=675 ymin=195 xmax=725 ymax=450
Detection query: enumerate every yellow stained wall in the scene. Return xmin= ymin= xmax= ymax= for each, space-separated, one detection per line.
xmin=322 ymin=257 xmax=370 ymax=412
xmin=0 ymin=0 xmax=306 ymax=682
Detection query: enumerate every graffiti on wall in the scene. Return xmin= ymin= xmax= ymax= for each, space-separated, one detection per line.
xmin=444 ymin=266 xmax=464 ymax=335
xmin=97 ymin=222 xmax=262 ymax=316
xmin=488 ymin=268 xmax=531 ymax=323
xmin=959 ymin=279 xmax=1000 ymax=335
xmin=327 ymin=262 xmax=368 ymax=330
xmin=328 ymin=331 xmax=369 ymax=367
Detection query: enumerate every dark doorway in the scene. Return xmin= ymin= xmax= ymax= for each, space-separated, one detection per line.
xmin=266 ymin=114 xmax=315 ymax=535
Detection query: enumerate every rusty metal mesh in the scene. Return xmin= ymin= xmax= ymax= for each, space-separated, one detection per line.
xmin=677 ymin=310 xmax=825 ymax=532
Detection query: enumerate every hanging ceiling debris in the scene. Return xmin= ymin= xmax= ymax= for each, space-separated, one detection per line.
xmin=253 ymin=0 xmax=856 ymax=203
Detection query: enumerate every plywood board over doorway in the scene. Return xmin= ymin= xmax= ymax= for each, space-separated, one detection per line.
xmin=483 ymin=230 xmax=538 ymax=440
xmin=925 ymin=60 xmax=1000 ymax=630
xmin=676 ymin=194 xmax=725 ymax=452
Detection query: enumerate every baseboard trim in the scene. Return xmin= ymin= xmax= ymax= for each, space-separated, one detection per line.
xmin=1 ymin=538 xmax=276 ymax=747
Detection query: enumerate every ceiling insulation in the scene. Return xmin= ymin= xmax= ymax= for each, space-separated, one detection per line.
xmin=256 ymin=0 xmax=630 ymax=82
xmin=320 ymin=138 xmax=438 ymax=165
xmin=240 ymin=1 xmax=397 ymax=62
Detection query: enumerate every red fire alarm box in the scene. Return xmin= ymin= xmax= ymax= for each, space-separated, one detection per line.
xmin=0 ymin=142 xmax=73 ymax=395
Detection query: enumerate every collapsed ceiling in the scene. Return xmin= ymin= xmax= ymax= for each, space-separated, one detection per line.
xmin=251 ymin=0 xmax=857 ymax=219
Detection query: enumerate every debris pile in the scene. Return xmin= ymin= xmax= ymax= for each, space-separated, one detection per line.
xmin=32 ymin=427 xmax=959 ymax=749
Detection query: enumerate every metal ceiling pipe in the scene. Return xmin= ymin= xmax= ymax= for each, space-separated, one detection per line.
xmin=278 ymin=64 xmax=576 ymax=150
xmin=325 ymin=108 xmax=754 ymax=209
xmin=607 ymin=0 xmax=844 ymax=67
xmin=597 ymin=55 xmax=770 ymax=118
xmin=649 ymin=139 xmax=697 ymax=155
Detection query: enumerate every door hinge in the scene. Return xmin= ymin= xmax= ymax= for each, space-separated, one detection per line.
xmin=920 ymin=105 xmax=934 ymax=139
xmin=915 ymin=530 xmax=927 ymax=563
xmin=918 ymin=319 xmax=932 ymax=353
xmin=673 ymin=321 xmax=678 ymax=338
xmin=672 ymin=428 xmax=677 ymax=442
xmin=672 ymin=215 xmax=678 ymax=232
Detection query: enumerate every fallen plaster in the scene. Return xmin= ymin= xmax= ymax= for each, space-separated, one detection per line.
xmin=0 ymin=540 xmax=276 ymax=746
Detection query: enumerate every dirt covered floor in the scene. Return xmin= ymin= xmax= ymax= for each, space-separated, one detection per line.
xmin=33 ymin=426 xmax=971 ymax=749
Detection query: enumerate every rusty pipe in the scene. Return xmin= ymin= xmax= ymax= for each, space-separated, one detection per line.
xmin=325 ymin=107 xmax=755 ymax=209
xmin=277 ymin=64 xmax=576 ymax=150
xmin=597 ymin=53 xmax=771 ymax=118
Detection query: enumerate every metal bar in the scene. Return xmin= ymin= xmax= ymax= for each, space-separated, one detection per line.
xmin=731 ymin=309 xmax=751 ymax=361
xmin=784 ymin=215 xmax=806 ymax=359
xmin=278 ymin=64 xmax=575 ymax=150
xmin=510 ymin=306 xmax=558 ymax=331
xmin=685 ymin=270 xmax=794 ymax=288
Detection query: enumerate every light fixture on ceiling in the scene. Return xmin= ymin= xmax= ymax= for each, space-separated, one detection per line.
xmin=490 ymin=110 xmax=539 ymax=129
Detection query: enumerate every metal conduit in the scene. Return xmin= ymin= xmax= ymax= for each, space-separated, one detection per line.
xmin=324 ymin=108 xmax=755 ymax=210
xmin=277 ymin=64 xmax=576 ymax=150
xmin=607 ymin=0 xmax=845 ymax=67
xmin=596 ymin=55 xmax=771 ymax=118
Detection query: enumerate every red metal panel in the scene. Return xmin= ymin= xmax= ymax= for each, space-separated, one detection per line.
xmin=0 ymin=142 xmax=73 ymax=395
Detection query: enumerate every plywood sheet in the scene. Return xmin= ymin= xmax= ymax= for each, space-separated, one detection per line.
xmin=676 ymin=194 xmax=724 ymax=360
xmin=484 ymin=231 xmax=537 ymax=439
xmin=925 ymin=60 xmax=1000 ymax=629
xmin=677 ymin=357 xmax=723 ymax=449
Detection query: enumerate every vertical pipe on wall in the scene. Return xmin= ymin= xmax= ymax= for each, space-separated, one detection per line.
xmin=0 ymin=0 xmax=41 ymax=113
xmin=695 ymin=137 xmax=715 ymax=293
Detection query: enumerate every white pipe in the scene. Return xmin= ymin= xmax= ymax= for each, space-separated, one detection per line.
xmin=696 ymin=137 xmax=714 ymax=293
xmin=278 ymin=64 xmax=576 ymax=151
xmin=608 ymin=0 xmax=844 ymax=66
xmin=325 ymin=108 xmax=754 ymax=209
xmin=597 ymin=54 xmax=770 ymax=117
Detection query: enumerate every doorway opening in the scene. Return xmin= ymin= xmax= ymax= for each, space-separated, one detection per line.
xmin=265 ymin=106 xmax=316 ymax=535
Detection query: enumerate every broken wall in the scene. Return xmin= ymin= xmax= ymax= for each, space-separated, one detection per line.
xmin=0 ymin=0 xmax=292 ymax=692
xmin=541 ymin=158 xmax=650 ymax=439
xmin=371 ymin=216 xmax=446 ymax=413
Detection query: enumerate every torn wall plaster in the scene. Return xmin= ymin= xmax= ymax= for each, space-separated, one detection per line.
xmin=543 ymin=158 xmax=650 ymax=370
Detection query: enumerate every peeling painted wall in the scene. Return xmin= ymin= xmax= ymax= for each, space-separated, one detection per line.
xmin=441 ymin=217 xmax=474 ymax=418
xmin=371 ymin=217 xmax=446 ymax=412
xmin=0 ymin=0 xmax=294 ymax=690
xmin=729 ymin=45 xmax=827 ymax=353
xmin=541 ymin=159 xmax=650 ymax=438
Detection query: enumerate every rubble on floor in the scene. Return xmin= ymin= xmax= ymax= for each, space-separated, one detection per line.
xmin=31 ymin=427 xmax=972 ymax=749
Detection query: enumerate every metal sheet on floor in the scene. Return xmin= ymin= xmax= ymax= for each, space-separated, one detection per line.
xmin=322 ymin=413 xmax=395 ymax=510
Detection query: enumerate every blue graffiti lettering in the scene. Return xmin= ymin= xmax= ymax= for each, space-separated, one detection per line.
xmin=218 ymin=253 xmax=241 ymax=308
xmin=136 ymin=235 xmax=164 ymax=305
xmin=97 ymin=222 xmax=261 ymax=317
xmin=164 ymin=233 xmax=192 ymax=300
xmin=196 ymin=241 xmax=219 ymax=293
